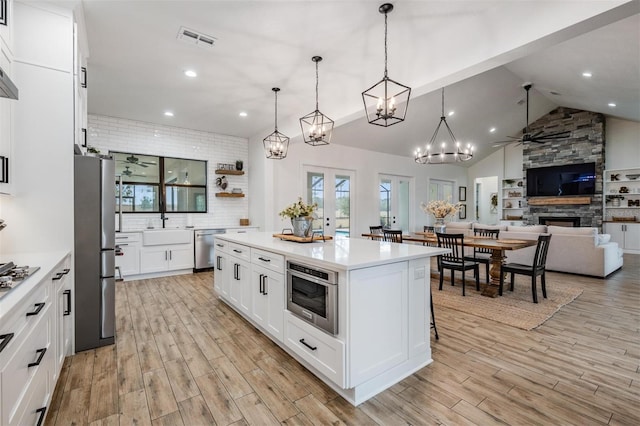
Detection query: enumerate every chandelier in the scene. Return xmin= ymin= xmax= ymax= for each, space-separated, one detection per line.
xmin=362 ymin=3 xmax=411 ymax=127
xmin=300 ymin=56 xmax=334 ymax=146
xmin=414 ymin=88 xmax=474 ymax=164
xmin=263 ymin=88 xmax=289 ymax=160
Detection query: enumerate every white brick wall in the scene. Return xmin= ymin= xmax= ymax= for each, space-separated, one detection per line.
xmin=88 ymin=114 xmax=250 ymax=230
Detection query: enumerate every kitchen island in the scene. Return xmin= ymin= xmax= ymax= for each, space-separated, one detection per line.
xmin=213 ymin=232 xmax=448 ymax=406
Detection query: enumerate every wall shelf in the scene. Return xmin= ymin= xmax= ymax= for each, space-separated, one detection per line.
xmin=528 ymin=196 xmax=591 ymax=206
xmin=215 ymin=192 xmax=245 ymax=198
xmin=215 ymin=169 xmax=244 ymax=175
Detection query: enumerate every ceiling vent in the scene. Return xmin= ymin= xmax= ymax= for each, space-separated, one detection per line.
xmin=177 ymin=26 xmax=216 ymax=48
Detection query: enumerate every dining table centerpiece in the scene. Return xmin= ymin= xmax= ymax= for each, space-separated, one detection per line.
xmin=420 ymin=199 xmax=460 ymax=233
xmin=279 ymin=197 xmax=318 ymax=237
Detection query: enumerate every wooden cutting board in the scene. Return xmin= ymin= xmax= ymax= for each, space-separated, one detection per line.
xmin=272 ymin=233 xmax=333 ymax=243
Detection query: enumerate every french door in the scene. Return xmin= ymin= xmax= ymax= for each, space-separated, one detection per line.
xmin=379 ymin=174 xmax=412 ymax=232
xmin=304 ymin=166 xmax=355 ymax=238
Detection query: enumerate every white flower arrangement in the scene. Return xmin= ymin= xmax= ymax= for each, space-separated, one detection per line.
xmin=279 ymin=197 xmax=318 ymax=219
xmin=420 ymin=199 xmax=460 ymax=219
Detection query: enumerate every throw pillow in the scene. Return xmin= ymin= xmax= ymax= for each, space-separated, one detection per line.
xmin=597 ymin=234 xmax=611 ymax=245
xmin=547 ymin=225 xmax=597 ymax=236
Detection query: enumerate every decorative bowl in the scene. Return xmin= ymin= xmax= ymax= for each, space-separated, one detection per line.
xmin=625 ymin=174 xmax=640 ymax=180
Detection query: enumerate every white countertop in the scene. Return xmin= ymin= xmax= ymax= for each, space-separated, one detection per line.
xmin=0 ymin=250 xmax=70 ymax=316
xmin=216 ymin=232 xmax=447 ymax=270
xmin=116 ymin=225 xmax=259 ymax=233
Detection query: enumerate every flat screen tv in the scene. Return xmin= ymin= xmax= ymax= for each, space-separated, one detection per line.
xmin=526 ymin=163 xmax=596 ymax=197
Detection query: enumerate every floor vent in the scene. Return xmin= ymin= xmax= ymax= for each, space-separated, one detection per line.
xmin=177 ymin=26 xmax=216 ymax=48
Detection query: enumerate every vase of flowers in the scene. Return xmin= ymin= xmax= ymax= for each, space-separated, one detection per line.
xmin=279 ymin=197 xmax=318 ymax=237
xmin=420 ymin=199 xmax=460 ymax=233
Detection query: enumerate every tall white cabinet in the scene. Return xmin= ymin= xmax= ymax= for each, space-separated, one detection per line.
xmin=0 ymin=0 xmax=15 ymax=195
xmin=603 ymin=167 xmax=640 ymax=254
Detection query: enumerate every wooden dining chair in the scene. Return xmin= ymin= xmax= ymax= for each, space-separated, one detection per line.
xmin=499 ymin=234 xmax=552 ymax=303
xmin=383 ymin=229 xmax=403 ymax=243
xmin=464 ymin=227 xmax=500 ymax=283
xmin=423 ymin=226 xmax=435 ymax=233
xmin=436 ymin=233 xmax=480 ymax=296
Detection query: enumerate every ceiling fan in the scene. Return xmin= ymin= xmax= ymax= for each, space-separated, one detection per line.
xmin=121 ymin=166 xmax=145 ymax=177
xmin=493 ymin=83 xmax=571 ymax=147
xmin=119 ymin=154 xmax=156 ymax=168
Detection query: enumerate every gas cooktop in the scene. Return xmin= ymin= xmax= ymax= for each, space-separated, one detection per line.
xmin=0 ymin=262 xmax=41 ymax=298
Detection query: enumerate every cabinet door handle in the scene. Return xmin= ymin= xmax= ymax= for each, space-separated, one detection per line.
xmin=26 ymin=302 xmax=45 ymax=316
xmin=169 ymin=251 xmax=172 ymax=260
xmin=28 ymin=348 xmax=47 ymax=367
xmin=216 ymin=243 xmax=224 ymax=248
xmin=262 ymin=275 xmax=268 ymax=295
xmin=165 ymin=251 xmax=168 ymax=260
xmin=81 ymin=127 xmax=87 ymax=147
xmin=233 ymin=249 xmax=242 ymax=254
xmin=81 ymin=66 xmax=87 ymax=88
xmin=259 ymin=274 xmax=264 ymax=294
xmin=63 ymin=290 xmax=72 ymax=315
xmin=52 ymin=273 xmax=63 ymax=281
xmin=299 ymin=339 xmax=317 ymax=351
xmin=0 ymin=156 xmax=8 ymax=183
xmin=0 ymin=333 xmax=14 ymax=353
xmin=258 ymin=257 xmax=271 ymax=263
xmin=216 ymin=256 xmax=221 ymax=270
xmin=62 ymin=268 xmax=70 ymax=275
xmin=234 ymin=264 xmax=239 ymax=280
xmin=36 ymin=407 xmax=47 ymax=426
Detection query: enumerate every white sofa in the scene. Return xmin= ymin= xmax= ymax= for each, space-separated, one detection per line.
xmin=439 ymin=222 xmax=623 ymax=278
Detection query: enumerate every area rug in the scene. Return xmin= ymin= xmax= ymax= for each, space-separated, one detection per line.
xmin=431 ymin=275 xmax=583 ymax=330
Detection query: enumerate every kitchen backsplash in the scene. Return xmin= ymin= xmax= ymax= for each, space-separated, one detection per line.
xmin=88 ymin=114 xmax=251 ymax=230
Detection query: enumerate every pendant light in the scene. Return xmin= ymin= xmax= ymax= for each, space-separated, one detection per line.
xmin=414 ymin=88 xmax=474 ymax=164
xmin=300 ymin=56 xmax=334 ymax=146
xmin=263 ymin=87 xmax=289 ymax=160
xmin=362 ymin=3 xmax=411 ymax=127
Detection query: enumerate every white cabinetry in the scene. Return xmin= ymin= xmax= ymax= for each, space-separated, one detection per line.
xmin=0 ymin=252 xmax=70 ymax=426
xmin=226 ymin=242 xmax=251 ymax=315
xmin=140 ymin=243 xmax=193 ymax=273
xmin=500 ymin=177 xmax=525 ymax=224
xmin=604 ymin=222 xmax=640 ymax=254
xmin=213 ymin=239 xmax=230 ymax=298
xmin=250 ymin=249 xmax=284 ymax=341
xmin=0 ymin=29 xmax=15 ymax=195
xmin=115 ymin=232 xmax=141 ymax=277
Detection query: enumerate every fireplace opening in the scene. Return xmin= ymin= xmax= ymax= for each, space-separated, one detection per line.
xmin=539 ymin=216 xmax=580 ymax=227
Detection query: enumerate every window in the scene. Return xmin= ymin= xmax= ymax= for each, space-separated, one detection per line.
xmin=114 ymin=152 xmax=207 ymax=213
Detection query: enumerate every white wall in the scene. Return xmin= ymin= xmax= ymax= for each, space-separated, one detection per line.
xmin=88 ymin=114 xmax=250 ymax=230
xmin=605 ymin=117 xmax=640 ymax=170
xmin=474 ymin=176 xmax=499 ymax=225
xmin=248 ymin=134 xmax=468 ymax=234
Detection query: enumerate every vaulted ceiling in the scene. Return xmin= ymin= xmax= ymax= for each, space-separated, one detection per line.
xmin=82 ymin=0 xmax=640 ymax=166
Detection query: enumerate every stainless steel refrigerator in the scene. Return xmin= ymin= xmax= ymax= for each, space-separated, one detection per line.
xmin=74 ymin=154 xmax=116 ymax=351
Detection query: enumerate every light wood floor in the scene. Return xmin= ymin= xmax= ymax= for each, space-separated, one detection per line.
xmin=47 ymin=255 xmax=640 ymax=425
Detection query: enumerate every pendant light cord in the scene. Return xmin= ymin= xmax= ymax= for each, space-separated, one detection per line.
xmin=383 ymin=11 xmax=388 ymax=78
xmin=274 ymin=90 xmax=278 ymax=131
xmin=315 ymin=60 xmax=319 ymax=111
xmin=440 ymin=88 xmax=445 ymax=118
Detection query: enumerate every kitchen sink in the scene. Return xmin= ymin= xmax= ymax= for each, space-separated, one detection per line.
xmin=142 ymin=229 xmax=192 ymax=246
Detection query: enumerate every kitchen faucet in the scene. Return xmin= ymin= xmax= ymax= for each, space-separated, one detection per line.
xmin=160 ymin=212 xmax=169 ymax=228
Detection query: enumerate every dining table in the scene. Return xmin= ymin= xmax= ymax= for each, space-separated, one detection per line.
xmin=362 ymin=232 xmax=538 ymax=297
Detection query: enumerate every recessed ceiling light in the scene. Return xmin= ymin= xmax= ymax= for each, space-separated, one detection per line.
xmin=184 ymin=70 xmax=197 ymax=78
xmin=239 ymin=112 xmax=248 ymax=117
xmin=448 ymin=111 xmax=455 ymax=117
xmin=164 ymin=111 xmax=174 ymax=117
xmin=582 ymin=72 xmax=592 ymax=78
xmin=608 ymin=102 xmax=616 ymax=107
xmin=489 ymin=127 xmax=496 ymax=133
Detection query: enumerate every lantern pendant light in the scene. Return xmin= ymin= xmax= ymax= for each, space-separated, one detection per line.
xmin=362 ymin=3 xmax=411 ymax=127
xmin=300 ymin=56 xmax=334 ymax=146
xmin=263 ymin=88 xmax=289 ymax=160
xmin=414 ymin=88 xmax=474 ymax=164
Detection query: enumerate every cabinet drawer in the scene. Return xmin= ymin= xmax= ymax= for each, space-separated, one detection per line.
xmin=1 ymin=303 xmax=52 ymax=426
xmin=11 ymin=358 xmax=50 ymax=426
xmin=284 ymin=312 xmax=345 ymax=387
xmin=251 ymin=248 xmax=284 ymax=274
xmin=0 ymin=281 xmax=50 ymax=361
xmin=228 ymin=242 xmax=250 ymax=261
xmin=214 ymin=237 xmax=230 ymax=254
xmin=115 ymin=232 xmax=141 ymax=243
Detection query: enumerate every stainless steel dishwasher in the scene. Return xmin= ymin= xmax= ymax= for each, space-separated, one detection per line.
xmin=195 ymin=229 xmax=226 ymax=270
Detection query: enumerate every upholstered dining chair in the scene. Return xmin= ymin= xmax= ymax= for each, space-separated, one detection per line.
xmin=436 ymin=233 xmax=480 ymax=296
xmin=499 ymin=234 xmax=552 ymax=303
xmin=464 ymin=227 xmax=500 ymax=283
xmin=383 ymin=229 xmax=403 ymax=243
xmin=423 ymin=225 xmax=435 ymax=233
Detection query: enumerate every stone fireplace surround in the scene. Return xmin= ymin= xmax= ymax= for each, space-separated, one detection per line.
xmin=522 ymin=107 xmax=605 ymax=229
